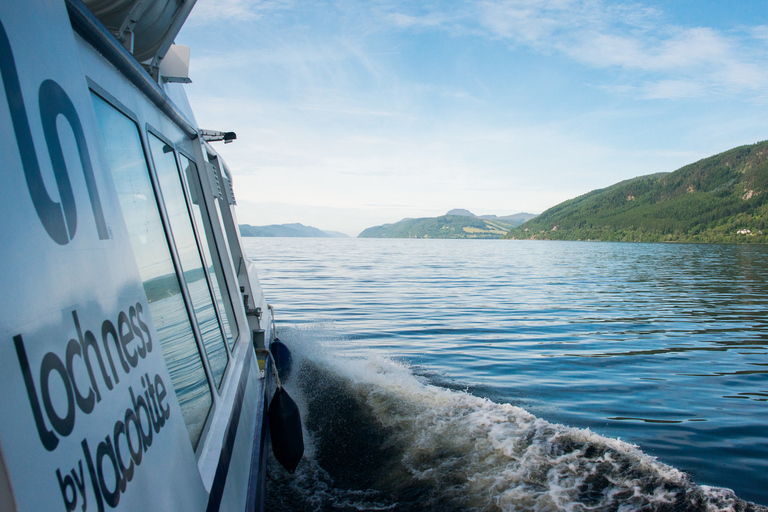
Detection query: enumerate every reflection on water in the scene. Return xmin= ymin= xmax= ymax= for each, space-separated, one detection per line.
xmin=147 ymin=290 xmax=211 ymax=443
xmin=247 ymin=238 xmax=768 ymax=506
xmin=187 ymin=277 xmax=228 ymax=382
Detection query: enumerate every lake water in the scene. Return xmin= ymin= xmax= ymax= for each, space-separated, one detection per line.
xmin=244 ymin=238 xmax=768 ymax=510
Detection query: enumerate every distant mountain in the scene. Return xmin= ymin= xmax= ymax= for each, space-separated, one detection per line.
xmin=480 ymin=212 xmax=538 ymax=223
xmin=358 ymin=210 xmax=537 ymax=239
xmin=506 ymin=141 xmax=768 ymax=243
xmin=239 ymin=223 xmax=349 ymax=238
xmin=444 ymin=209 xmax=538 ymax=224
xmin=446 ymin=208 xmax=475 ymax=216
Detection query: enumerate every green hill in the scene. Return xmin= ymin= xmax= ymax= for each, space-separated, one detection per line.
xmin=505 ymin=141 xmax=768 ymax=244
xmin=359 ymin=210 xmax=534 ymax=239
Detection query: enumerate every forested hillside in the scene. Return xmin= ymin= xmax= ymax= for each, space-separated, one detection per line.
xmin=506 ymin=141 xmax=768 ymax=243
xmin=359 ymin=213 xmax=518 ymax=238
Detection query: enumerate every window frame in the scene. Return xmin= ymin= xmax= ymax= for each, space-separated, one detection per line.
xmin=87 ymin=80 xmax=217 ymax=454
xmin=177 ymin=149 xmax=241 ymax=349
xmin=145 ymin=125 xmax=232 ymax=391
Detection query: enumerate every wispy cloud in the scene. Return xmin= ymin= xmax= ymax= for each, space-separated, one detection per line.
xmin=386 ymin=12 xmax=453 ymax=29
xmin=379 ymin=0 xmax=768 ymax=100
xmin=186 ymin=0 xmax=293 ymax=26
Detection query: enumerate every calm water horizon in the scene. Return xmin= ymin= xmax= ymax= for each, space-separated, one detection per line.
xmin=246 ymin=238 xmax=768 ymax=510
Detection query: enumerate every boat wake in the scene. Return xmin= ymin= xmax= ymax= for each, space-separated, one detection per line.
xmin=265 ymin=328 xmax=765 ymax=512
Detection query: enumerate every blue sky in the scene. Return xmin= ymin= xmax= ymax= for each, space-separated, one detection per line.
xmin=177 ymin=0 xmax=768 ymax=236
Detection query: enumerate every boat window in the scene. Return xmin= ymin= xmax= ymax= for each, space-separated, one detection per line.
xmin=180 ymin=155 xmax=239 ymax=347
xmin=90 ymin=93 xmax=212 ymax=450
xmin=148 ymin=134 xmax=229 ymax=389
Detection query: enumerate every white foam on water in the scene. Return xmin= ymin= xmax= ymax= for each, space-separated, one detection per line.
xmin=266 ymin=328 xmax=764 ymax=512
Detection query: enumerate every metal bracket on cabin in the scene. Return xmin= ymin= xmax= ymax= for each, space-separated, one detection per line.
xmin=241 ymin=286 xmax=262 ymax=320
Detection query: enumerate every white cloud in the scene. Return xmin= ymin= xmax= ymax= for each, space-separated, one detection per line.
xmin=752 ymin=25 xmax=768 ymax=42
xmin=637 ymin=79 xmax=707 ymax=100
xmin=386 ymin=12 xmax=452 ymax=29
xmin=186 ymin=0 xmax=293 ymax=26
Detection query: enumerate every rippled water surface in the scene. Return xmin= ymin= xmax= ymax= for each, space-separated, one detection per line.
xmin=245 ymin=238 xmax=768 ymax=508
